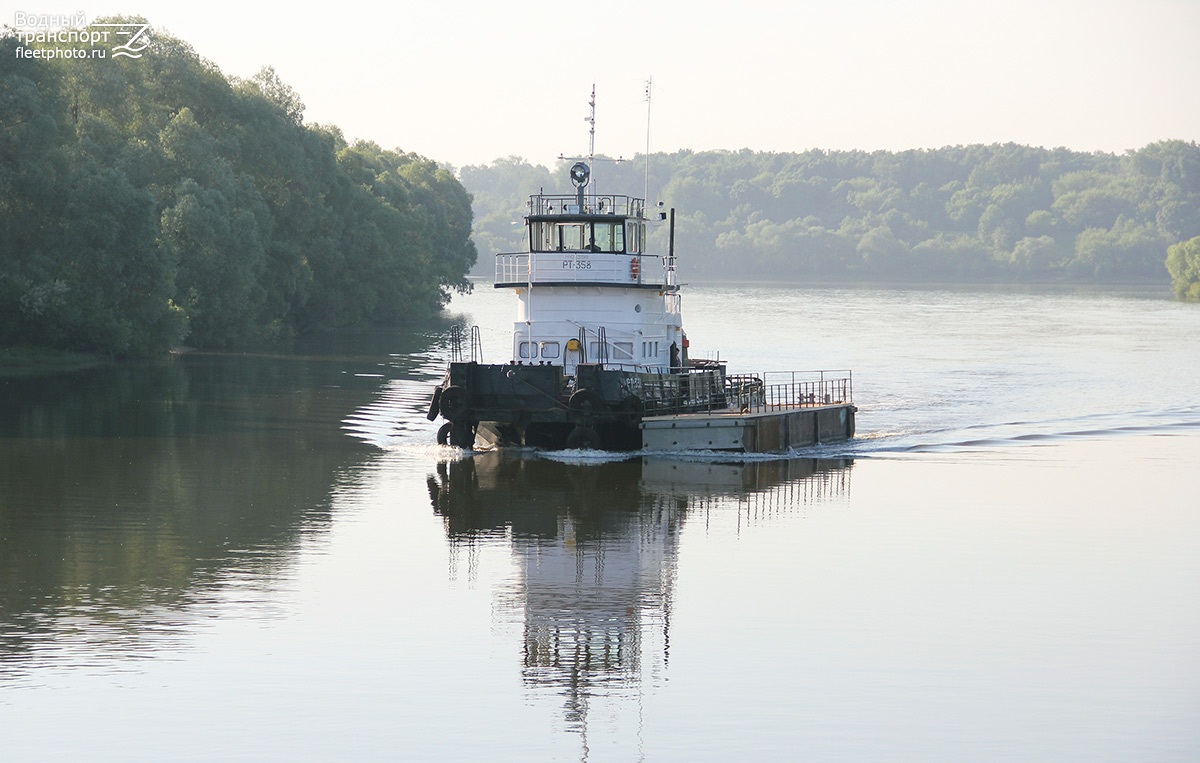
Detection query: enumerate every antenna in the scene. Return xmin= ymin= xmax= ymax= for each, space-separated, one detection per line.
xmin=586 ymin=82 xmax=596 ymax=163
xmin=585 ymin=84 xmax=596 ymax=204
xmin=644 ymin=76 xmax=652 ymax=205
xmin=557 ymin=84 xmax=625 ymax=200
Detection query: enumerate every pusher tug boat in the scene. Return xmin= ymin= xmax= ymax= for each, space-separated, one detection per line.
xmin=427 ymin=161 xmax=857 ymax=453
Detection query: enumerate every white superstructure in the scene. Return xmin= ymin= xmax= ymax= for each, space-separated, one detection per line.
xmin=494 ymin=164 xmax=687 ymax=377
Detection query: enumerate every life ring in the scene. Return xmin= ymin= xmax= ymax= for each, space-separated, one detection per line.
xmin=439 ymin=385 xmax=470 ymax=421
xmin=630 ymin=257 xmax=640 ymax=281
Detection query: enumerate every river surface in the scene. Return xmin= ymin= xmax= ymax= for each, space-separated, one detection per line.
xmin=1 ymin=282 xmax=1198 ymax=761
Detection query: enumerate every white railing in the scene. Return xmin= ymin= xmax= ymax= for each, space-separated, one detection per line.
xmin=529 ymin=194 xmax=644 ymax=217
xmin=495 ymin=253 xmax=664 ymax=286
xmin=495 ymin=253 xmax=529 ymax=284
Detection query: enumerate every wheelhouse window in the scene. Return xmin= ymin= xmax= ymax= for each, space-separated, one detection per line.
xmin=592 ymin=222 xmax=625 ymax=253
xmin=532 ymin=221 xmax=555 ymax=252
xmin=530 ymin=220 xmax=629 ymax=253
xmin=625 ymin=221 xmax=643 ymax=254
xmin=518 ymin=341 xmax=536 ymax=358
xmin=557 ymin=223 xmax=587 ymax=251
xmin=540 ymin=341 xmax=560 ymax=359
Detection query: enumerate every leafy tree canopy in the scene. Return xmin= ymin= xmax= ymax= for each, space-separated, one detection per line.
xmin=1 ymin=21 xmax=476 ymax=356
xmin=462 ymin=141 xmax=1200 ymax=292
xmin=1166 ymin=236 xmax=1200 ymax=301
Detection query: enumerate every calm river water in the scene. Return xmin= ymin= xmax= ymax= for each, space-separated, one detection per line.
xmin=2 ymin=282 xmax=1198 ymax=761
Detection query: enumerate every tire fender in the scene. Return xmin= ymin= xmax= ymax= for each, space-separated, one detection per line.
xmin=569 ymin=388 xmax=602 ymax=416
xmin=426 ymin=387 xmax=443 ymax=421
xmin=439 ymin=385 xmax=470 ymax=421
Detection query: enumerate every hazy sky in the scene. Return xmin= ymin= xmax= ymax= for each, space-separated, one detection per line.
xmin=18 ymin=0 xmax=1200 ymax=168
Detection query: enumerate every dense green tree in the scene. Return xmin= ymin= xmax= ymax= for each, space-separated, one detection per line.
xmin=459 ymin=157 xmax=552 ymax=274
xmin=54 ymin=155 xmax=181 ymax=354
xmin=944 ymin=185 xmax=989 ymax=233
xmin=461 ymin=141 xmax=1198 ymax=287
xmin=1004 ymin=235 xmax=1070 ymax=274
xmin=1 ymin=22 xmax=475 ymax=356
xmin=1053 ymin=182 xmax=1138 ymax=230
xmin=857 ymin=226 xmax=909 ymax=277
xmin=1166 ymin=236 xmax=1200 ymax=300
xmin=2 ymin=40 xmax=62 ymax=342
xmin=1073 ymin=218 xmax=1167 ymax=280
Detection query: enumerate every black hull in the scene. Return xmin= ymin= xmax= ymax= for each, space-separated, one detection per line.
xmin=429 ymin=361 xmax=727 ymax=451
xmin=477 ymin=420 xmax=642 ymax=451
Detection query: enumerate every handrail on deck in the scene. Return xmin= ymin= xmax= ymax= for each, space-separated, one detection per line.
xmin=494 ymin=251 xmax=667 ymax=286
xmin=529 ymin=194 xmax=645 ymax=218
xmin=638 ymin=368 xmax=853 ymax=418
xmin=726 ymin=370 xmax=853 ymax=414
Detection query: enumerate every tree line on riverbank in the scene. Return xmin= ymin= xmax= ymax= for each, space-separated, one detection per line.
xmin=1 ymin=20 xmax=476 ymax=357
xmin=462 ymin=142 xmax=1200 ymax=297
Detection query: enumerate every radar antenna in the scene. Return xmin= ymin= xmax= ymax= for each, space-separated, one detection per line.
xmin=558 ymin=84 xmax=624 ymax=204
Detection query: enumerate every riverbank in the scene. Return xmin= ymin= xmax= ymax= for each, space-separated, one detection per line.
xmin=0 ymin=347 xmax=110 ymax=376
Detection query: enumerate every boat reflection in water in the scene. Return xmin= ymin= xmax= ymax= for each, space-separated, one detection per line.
xmin=427 ymin=452 xmax=852 ymax=731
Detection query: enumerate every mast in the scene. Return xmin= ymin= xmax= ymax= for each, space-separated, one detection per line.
xmin=560 ymin=83 xmax=632 ymax=204
xmin=587 ymin=83 xmax=596 ymax=162
xmin=586 ymin=83 xmax=596 ymax=205
xmin=644 ymin=76 xmax=652 ymax=204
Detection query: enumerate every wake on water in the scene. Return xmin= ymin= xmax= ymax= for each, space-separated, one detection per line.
xmin=342 ymin=375 xmax=1200 ymax=464
xmin=843 ymin=405 xmax=1200 ymax=456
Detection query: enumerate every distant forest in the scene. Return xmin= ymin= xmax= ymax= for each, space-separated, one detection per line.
xmin=1 ymin=21 xmax=476 ymax=357
xmin=462 ymin=142 xmax=1200 ymax=293
xmin=5 ymin=21 xmax=1198 ymax=364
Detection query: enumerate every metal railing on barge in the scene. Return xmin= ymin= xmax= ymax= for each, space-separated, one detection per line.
xmin=725 ymin=370 xmax=854 ymax=415
xmin=635 ymin=368 xmax=854 ymax=418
